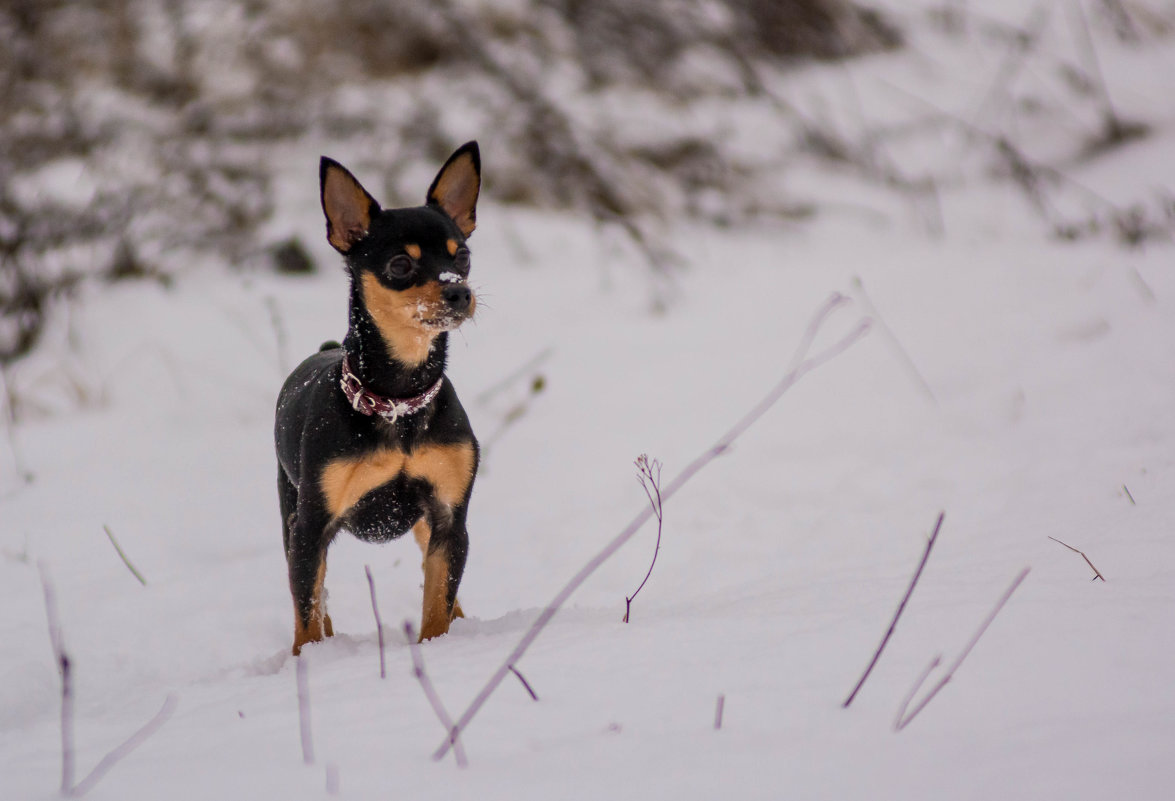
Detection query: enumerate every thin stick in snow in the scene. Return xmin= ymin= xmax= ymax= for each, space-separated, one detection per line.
xmin=1122 ymin=484 xmax=1136 ymax=505
xmin=850 ymin=277 xmax=936 ymax=404
xmin=624 ymin=455 xmax=663 ymax=623
xmin=843 ymin=511 xmax=945 ymax=708
xmin=39 ymin=564 xmax=74 ymax=795
xmin=892 ymin=655 xmax=941 ymax=730
xmin=895 ymin=567 xmax=1031 ymax=731
xmin=714 ymin=695 xmax=725 ymax=730
xmin=70 ymin=695 xmax=177 ymax=797
xmin=364 ymin=565 xmax=387 ymax=678
xmin=508 ymin=665 xmax=538 ymax=701
xmin=1047 ymin=536 xmax=1106 ymax=582
xmin=102 ymin=525 xmax=147 ymax=586
xmin=433 ymin=292 xmax=872 ymax=761
xmin=404 ymin=621 xmax=468 ymax=768
xmin=296 ymin=657 xmax=314 ymax=764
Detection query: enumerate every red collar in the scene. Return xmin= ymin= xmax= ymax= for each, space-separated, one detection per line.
xmin=340 ymin=353 xmax=444 ymax=423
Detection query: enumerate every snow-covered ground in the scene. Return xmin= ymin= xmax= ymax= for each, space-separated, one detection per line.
xmin=3 ymin=4 xmax=1175 ymax=799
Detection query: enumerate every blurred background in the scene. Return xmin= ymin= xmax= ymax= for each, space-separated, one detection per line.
xmin=1 ymin=0 xmax=1170 ymax=371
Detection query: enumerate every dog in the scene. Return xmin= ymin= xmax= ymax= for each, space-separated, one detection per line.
xmin=275 ymin=143 xmax=481 ymax=655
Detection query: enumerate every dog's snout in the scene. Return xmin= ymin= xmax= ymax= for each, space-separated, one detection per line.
xmin=442 ymin=284 xmax=472 ymax=313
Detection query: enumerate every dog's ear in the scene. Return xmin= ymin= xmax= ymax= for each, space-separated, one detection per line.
xmin=426 ymin=142 xmax=480 ymax=237
xmin=320 ymin=157 xmax=380 ymax=254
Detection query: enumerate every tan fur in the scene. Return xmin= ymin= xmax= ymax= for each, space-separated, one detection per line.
xmin=419 ymin=547 xmax=455 ymax=640
xmin=360 ymin=273 xmax=441 ymax=367
xmin=429 ymin=152 xmax=479 ymax=237
xmin=446 ymin=238 xmax=458 ymax=256
xmin=413 ymin=518 xmax=465 ymax=623
xmin=322 ymin=166 xmax=373 ymax=252
xmin=320 ymin=442 xmax=477 ymax=521
xmin=292 ymin=559 xmax=332 ymax=655
xmin=405 ymin=243 xmax=421 ymax=260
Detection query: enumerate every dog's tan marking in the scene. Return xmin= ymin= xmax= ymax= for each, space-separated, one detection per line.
xmin=446 ymin=238 xmax=458 ymax=256
xmin=320 ymin=442 xmax=475 ymax=521
xmin=405 ymin=442 xmax=476 ymax=507
xmin=405 ymin=243 xmax=422 ymax=260
xmin=413 ymin=518 xmax=465 ymax=622
xmin=292 ymin=559 xmax=331 ymax=655
xmin=420 ymin=547 xmax=456 ymax=640
xmin=360 ymin=273 xmax=441 ymax=367
xmin=320 ymin=447 xmax=407 ymax=519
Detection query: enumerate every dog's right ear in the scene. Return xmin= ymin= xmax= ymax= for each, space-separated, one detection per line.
xmin=320 ymin=157 xmax=380 ymax=254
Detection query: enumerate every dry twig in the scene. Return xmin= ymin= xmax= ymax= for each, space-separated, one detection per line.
xmin=404 ymin=621 xmax=468 ymax=768
xmin=70 ymin=695 xmax=177 ymax=797
xmin=843 ymin=512 xmax=945 ymax=708
xmin=714 ymin=695 xmax=726 ymax=730
xmin=364 ymin=565 xmax=387 ymax=678
xmin=433 ymin=292 xmax=872 ymax=761
xmin=1048 ymin=536 xmax=1106 ymax=581
xmin=508 ymin=665 xmax=539 ymax=702
xmin=895 ymin=567 xmax=1031 ymax=730
xmin=102 ymin=525 xmax=147 ymax=586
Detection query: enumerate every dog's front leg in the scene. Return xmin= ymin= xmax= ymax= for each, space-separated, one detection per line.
xmin=287 ymin=505 xmax=335 ymax=655
xmin=417 ymin=506 xmax=469 ymax=642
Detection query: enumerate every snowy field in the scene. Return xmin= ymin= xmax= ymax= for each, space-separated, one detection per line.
xmin=3 ymin=4 xmax=1175 ymax=800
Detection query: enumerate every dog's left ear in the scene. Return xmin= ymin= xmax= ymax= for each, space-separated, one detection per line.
xmin=427 ymin=141 xmax=480 ymax=237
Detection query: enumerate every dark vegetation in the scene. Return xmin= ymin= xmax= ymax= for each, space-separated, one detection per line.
xmin=1 ymin=0 xmax=1169 ymax=368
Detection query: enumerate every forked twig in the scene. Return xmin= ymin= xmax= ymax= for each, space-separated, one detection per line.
xmin=1048 ymin=536 xmax=1106 ymax=581
xmin=404 ymin=621 xmax=468 ymax=768
xmin=895 ymin=567 xmax=1031 ymax=730
xmin=843 ymin=512 xmax=945 ymax=708
xmin=102 ymin=525 xmax=147 ymax=586
xmin=364 ymin=566 xmax=387 ymax=678
xmin=892 ymin=655 xmax=941 ymax=730
xmin=624 ymin=455 xmax=663 ymax=623
xmin=433 ymin=293 xmax=872 ymax=761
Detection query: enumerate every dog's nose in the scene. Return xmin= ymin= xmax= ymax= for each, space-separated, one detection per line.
xmin=442 ymin=284 xmax=472 ymax=313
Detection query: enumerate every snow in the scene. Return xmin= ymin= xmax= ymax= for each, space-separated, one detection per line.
xmin=4 ymin=4 xmax=1175 ymax=800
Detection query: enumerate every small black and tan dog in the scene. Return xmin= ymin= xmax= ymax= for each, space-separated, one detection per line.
xmin=275 ymin=143 xmax=481 ymax=655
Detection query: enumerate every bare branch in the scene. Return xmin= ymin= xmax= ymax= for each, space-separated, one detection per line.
xmin=433 ymin=293 xmax=872 ymax=761
xmin=624 ymin=455 xmax=664 ymax=623
xmin=843 ymin=511 xmax=945 ymax=707
xmin=102 ymin=525 xmax=147 ymax=586
xmin=1048 ymin=536 xmax=1106 ymax=582
xmin=895 ymin=567 xmax=1031 ymax=730
xmin=714 ymin=695 xmax=725 ymax=731
xmin=404 ymin=621 xmax=468 ymax=768
xmin=364 ymin=565 xmax=387 ymax=678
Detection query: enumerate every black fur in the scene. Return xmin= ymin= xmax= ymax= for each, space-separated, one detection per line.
xmin=275 ymin=143 xmax=481 ymax=654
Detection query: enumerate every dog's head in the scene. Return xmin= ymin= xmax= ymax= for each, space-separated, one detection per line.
xmin=320 ymin=143 xmax=480 ymax=366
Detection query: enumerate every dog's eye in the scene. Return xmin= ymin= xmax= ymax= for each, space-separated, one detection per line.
xmin=453 ymin=248 xmax=471 ymax=277
xmin=386 ymin=255 xmax=414 ymax=280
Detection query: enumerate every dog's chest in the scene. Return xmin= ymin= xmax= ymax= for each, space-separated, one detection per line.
xmin=319 ymin=442 xmax=475 ymax=538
